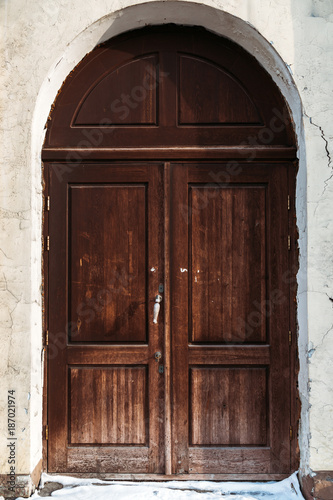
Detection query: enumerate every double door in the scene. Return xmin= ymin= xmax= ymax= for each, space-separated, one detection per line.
xmin=47 ymin=161 xmax=291 ymax=476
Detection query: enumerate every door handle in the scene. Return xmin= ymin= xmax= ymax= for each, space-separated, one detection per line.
xmin=153 ymin=294 xmax=163 ymax=324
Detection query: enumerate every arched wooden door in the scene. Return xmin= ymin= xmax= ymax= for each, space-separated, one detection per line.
xmin=42 ymin=26 xmax=298 ymax=479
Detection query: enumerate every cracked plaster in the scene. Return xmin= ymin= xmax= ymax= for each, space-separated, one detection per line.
xmin=0 ymin=0 xmax=332 ymax=485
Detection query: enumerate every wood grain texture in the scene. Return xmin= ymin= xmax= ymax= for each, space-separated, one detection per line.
xmin=47 ymin=163 xmax=165 ymax=474
xmin=67 ymin=447 xmax=149 ymax=473
xmin=44 ymin=25 xmax=298 ymax=478
xmin=70 ymin=184 xmax=147 ymax=343
xmin=171 ymin=162 xmax=292 ymax=475
xmin=74 ymin=56 xmax=157 ymax=126
xmin=189 ymin=448 xmax=271 ymax=474
xmin=67 ymin=346 xmax=149 ymax=365
xmin=42 ymin=147 xmax=297 ymax=161
xmin=189 ymin=345 xmax=270 ymax=365
xmin=70 ymin=366 xmax=148 ymax=445
xmin=190 ymin=367 xmax=267 ymax=445
xmin=179 ymin=55 xmax=261 ymax=125
xmin=170 ymin=164 xmax=190 ymax=474
xmin=43 ymin=26 xmax=295 ymax=150
xmin=163 ymin=162 xmax=172 ymax=475
xmin=190 ymin=185 xmax=266 ymax=343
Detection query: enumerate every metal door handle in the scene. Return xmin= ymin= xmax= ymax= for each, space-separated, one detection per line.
xmin=153 ymin=294 xmax=162 ymax=324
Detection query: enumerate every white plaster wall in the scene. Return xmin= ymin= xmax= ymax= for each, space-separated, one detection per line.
xmin=0 ymin=0 xmax=332 ymax=480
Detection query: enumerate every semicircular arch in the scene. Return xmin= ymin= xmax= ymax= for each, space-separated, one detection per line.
xmin=42 ymin=25 xmax=296 ymax=157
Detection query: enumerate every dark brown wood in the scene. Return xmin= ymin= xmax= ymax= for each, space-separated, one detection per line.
xmin=289 ymin=163 xmax=300 ymax=472
xmin=47 ymin=163 xmax=165 ymax=473
xmin=178 ymin=54 xmax=261 ymax=125
xmin=189 ymin=345 xmax=270 ymax=364
xmin=67 ymin=345 xmax=149 ymax=365
xmin=70 ymin=366 xmax=148 ymax=445
xmin=190 ymin=367 xmax=267 ymax=445
xmin=190 ymin=185 xmax=266 ymax=343
xmin=42 ymin=165 xmax=50 ymax=473
xmin=44 ymin=25 xmax=298 ymax=478
xmin=70 ymin=184 xmax=147 ymax=343
xmin=43 ymin=26 xmax=295 ymax=152
xmin=171 ymin=162 xmax=292 ymax=475
xmin=163 ymin=162 xmax=172 ymax=475
xmin=74 ymin=55 xmax=158 ymax=126
xmin=170 ymin=164 xmax=190 ymax=474
xmin=42 ymin=147 xmax=297 ymax=161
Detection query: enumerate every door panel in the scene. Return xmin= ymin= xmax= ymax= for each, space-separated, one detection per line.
xmin=190 ymin=367 xmax=267 ymax=446
xmin=70 ymin=184 xmax=147 ymax=343
xmin=48 ymin=163 xmax=164 ymax=473
xmin=69 ymin=366 xmax=148 ymax=445
xmin=171 ymin=163 xmax=290 ymax=475
xmin=190 ymin=185 xmax=266 ymax=343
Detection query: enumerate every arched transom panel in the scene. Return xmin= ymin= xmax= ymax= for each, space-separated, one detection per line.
xmin=43 ymin=26 xmax=295 ymax=152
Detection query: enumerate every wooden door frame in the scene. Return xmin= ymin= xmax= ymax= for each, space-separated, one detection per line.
xmin=42 ymin=154 xmax=299 ymax=480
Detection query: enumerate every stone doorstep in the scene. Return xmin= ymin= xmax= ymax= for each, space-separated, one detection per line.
xmin=38 ymin=482 xmax=63 ymax=497
xmin=300 ymin=471 xmax=333 ymax=500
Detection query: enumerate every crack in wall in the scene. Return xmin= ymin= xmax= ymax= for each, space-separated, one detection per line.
xmin=305 ymin=113 xmax=333 ymax=198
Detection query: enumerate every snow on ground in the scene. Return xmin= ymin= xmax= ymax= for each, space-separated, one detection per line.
xmin=15 ymin=472 xmax=305 ymax=500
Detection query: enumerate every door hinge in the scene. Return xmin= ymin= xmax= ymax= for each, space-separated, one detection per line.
xmin=46 ymin=236 xmax=50 ymax=251
xmin=290 ymin=425 xmax=293 ymax=440
xmin=45 ymin=330 xmax=49 ymax=346
xmin=45 ymin=425 xmax=49 ymax=440
xmin=288 ymin=235 xmax=291 ymax=250
xmin=288 ymin=195 xmax=290 ymax=211
xmin=45 ymin=196 xmax=50 ymax=211
xmin=289 ymin=330 xmax=292 ymax=345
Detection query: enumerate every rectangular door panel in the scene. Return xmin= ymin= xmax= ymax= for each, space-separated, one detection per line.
xmin=70 ymin=184 xmax=147 ymax=343
xmin=190 ymin=185 xmax=266 ymax=343
xmin=69 ymin=366 xmax=148 ymax=445
xmin=190 ymin=366 xmax=267 ymax=446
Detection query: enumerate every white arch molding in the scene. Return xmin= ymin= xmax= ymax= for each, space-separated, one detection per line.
xmin=32 ymin=0 xmax=308 ymax=475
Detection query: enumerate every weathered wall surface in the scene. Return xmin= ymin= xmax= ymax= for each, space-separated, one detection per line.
xmin=0 ymin=0 xmax=332 ymax=494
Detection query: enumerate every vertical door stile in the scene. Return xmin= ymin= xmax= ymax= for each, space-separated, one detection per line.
xmin=147 ymin=163 xmax=165 ymax=473
xmin=164 ymin=162 xmax=172 ymax=475
xmin=171 ymin=164 xmax=190 ymax=474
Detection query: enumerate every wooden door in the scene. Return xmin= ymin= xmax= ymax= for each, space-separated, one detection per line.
xmin=170 ymin=162 xmax=291 ymax=475
xmin=47 ymin=160 xmax=292 ymax=476
xmin=44 ymin=26 xmax=297 ymax=477
xmin=47 ymin=163 xmax=165 ymax=473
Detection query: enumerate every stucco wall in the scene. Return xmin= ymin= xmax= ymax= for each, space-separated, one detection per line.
xmin=0 ymin=0 xmax=332 ymax=489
